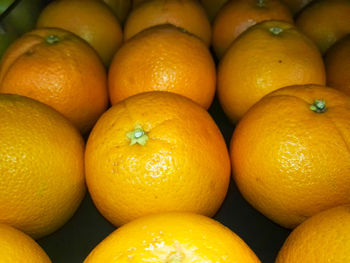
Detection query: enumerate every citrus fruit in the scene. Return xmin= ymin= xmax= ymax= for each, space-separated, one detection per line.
xmin=325 ymin=35 xmax=350 ymax=97
xmin=280 ymin=0 xmax=314 ymax=15
xmin=0 ymin=94 xmax=85 ymax=239
xmin=199 ymin=0 xmax=228 ymax=22
xmin=132 ymin=0 xmax=147 ymax=8
xmin=295 ymin=0 xmax=350 ymax=54
xmin=275 ymin=205 xmax=350 ymax=262
xmin=36 ymin=0 xmax=123 ymax=65
xmin=85 ymin=91 xmax=231 ymax=227
xmin=124 ymin=0 xmax=211 ymax=46
xmin=0 ymin=223 xmax=51 ymax=262
xmin=230 ymin=84 xmax=350 ymax=229
xmin=84 ymin=212 xmax=261 ymax=262
xmin=212 ymin=0 xmax=294 ymax=59
xmin=100 ymin=0 xmax=132 ymax=24
xmin=0 ymin=27 xmax=108 ymax=134
xmin=217 ymin=20 xmax=326 ymax=123
xmin=108 ymin=24 xmax=216 ymax=109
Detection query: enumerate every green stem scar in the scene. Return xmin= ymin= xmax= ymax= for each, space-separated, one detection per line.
xmin=126 ymin=125 xmax=148 ymax=145
xmin=310 ymin=99 xmax=327 ymax=113
xmin=45 ymin=35 xmax=60 ymax=44
xmin=269 ymin=26 xmax=283 ymax=35
xmin=257 ymin=0 xmax=265 ymax=7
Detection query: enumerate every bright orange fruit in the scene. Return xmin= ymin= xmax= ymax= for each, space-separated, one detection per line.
xmin=108 ymin=24 xmax=216 ymax=109
xmin=85 ymin=91 xmax=231 ymax=227
xmin=124 ymin=0 xmax=211 ymax=46
xmin=0 ymin=27 xmax=108 ymax=134
xmin=217 ymin=20 xmax=325 ymax=123
xmin=84 ymin=212 xmax=261 ymax=262
xmin=0 ymin=94 xmax=85 ymax=238
xmin=276 ymin=205 xmax=350 ymax=262
xmin=231 ymin=84 xmax=350 ymax=228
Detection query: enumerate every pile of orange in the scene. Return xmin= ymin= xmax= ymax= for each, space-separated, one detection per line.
xmin=1 ymin=0 xmax=350 ymax=262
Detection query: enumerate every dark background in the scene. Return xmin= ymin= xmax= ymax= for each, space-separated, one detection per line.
xmin=37 ymin=97 xmax=291 ymax=263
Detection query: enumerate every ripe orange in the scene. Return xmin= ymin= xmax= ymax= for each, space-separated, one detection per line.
xmin=132 ymin=0 xmax=146 ymax=8
xmin=217 ymin=20 xmax=325 ymax=123
xmin=85 ymin=91 xmax=231 ymax=227
xmin=275 ymin=205 xmax=350 ymax=262
xmin=100 ymin=0 xmax=132 ymax=24
xmin=36 ymin=0 xmax=123 ymax=65
xmin=199 ymin=0 xmax=228 ymax=22
xmin=212 ymin=0 xmax=294 ymax=59
xmin=124 ymin=0 xmax=211 ymax=46
xmin=0 ymin=27 xmax=108 ymax=134
xmin=295 ymin=0 xmax=350 ymax=54
xmin=280 ymin=0 xmax=314 ymax=15
xmin=230 ymin=84 xmax=350 ymax=229
xmin=0 ymin=223 xmax=51 ymax=262
xmin=108 ymin=24 xmax=216 ymax=109
xmin=84 ymin=212 xmax=261 ymax=262
xmin=0 ymin=94 xmax=85 ymax=238
xmin=325 ymin=35 xmax=350 ymax=97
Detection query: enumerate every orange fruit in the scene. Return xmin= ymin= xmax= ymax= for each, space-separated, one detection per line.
xmin=217 ymin=20 xmax=326 ymax=123
xmin=100 ymin=0 xmax=132 ymax=24
xmin=295 ymin=0 xmax=350 ymax=54
xmin=84 ymin=212 xmax=261 ymax=262
xmin=85 ymin=91 xmax=231 ymax=227
xmin=0 ymin=223 xmax=51 ymax=262
xmin=199 ymin=0 xmax=228 ymax=22
xmin=212 ymin=0 xmax=294 ymax=59
xmin=280 ymin=0 xmax=314 ymax=15
xmin=0 ymin=94 xmax=85 ymax=238
xmin=325 ymin=35 xmax=350 ymax=97
xmin=275 ymin=205 xmax=350 ymax=262
xmin=108 ymin=24 xmax=216 ymax=109
xmin=230 ymin=84 xmax=350 ymax=229
xmin=0 ymin=27 xmax=108 ymax=134
xmin=124 ymin=0 xmax=211 ymax=46
xmin=36 ymin=0 xmax=123 ymax=65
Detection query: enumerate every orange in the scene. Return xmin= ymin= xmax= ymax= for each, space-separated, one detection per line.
xmin=212 ymin=0 xmax=294 ymax=59
xmin=36 ymin=0 xmax=123 ymax=65
xmin=85 ymin=91 xmax=231 ymax=227
xmin=100 ymin=0 xmax=132 ymax=24
xmin=84 ymin=212 xmax=261 ymax=262
xmin=295 ymin=0 xmax=350 ymax=54
xmin=230 ymin=84 xmax=350 ymax=229
xmin=325 ymin=35 xmax=350 ymax=97
xmin=124 ymin=0 xmax=211 ymax=46
xmin=0 ymin=27 xmax=108 ymax=134
xmin=132 ymin=0 xmax=147 ymax=8
xmin=0 ymin=94 xmax=85 ymax=238
xmin=108 ymin=24 xmax=216 ymax=109
xmin=280 ymin=0 xmax=314 ymax=15
xmin=0 ymin=223 xmax=51 ymax=262
xmin=217 ymin=20 xmax=325 ymax=123
xmin=199 ymin=0 xmax=228 ymax=22
xmin=275 ymin=205 xmax=350 ymax=262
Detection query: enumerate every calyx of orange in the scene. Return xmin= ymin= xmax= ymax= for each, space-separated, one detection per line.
xmin=45 ymin=35 xmax=60 ymax=44
xmin=127 ymin=125 xmax=148 ymax=145
xmin=269 ymin=26 xmax=283 ymax=35
xmin=257 ymin=0 xmax=265 ymax=7
xmin=310 ymin=99 xmax=327 ymax=113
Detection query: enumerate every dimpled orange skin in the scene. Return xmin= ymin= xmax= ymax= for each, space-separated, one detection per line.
xmin=0 ymin=94 xmax=85 ymax=239
xmin=325 ymin=35 xmax=350 ymax=97
xmin=0 ymin=223 xmax=51 ymax=262
xmin=295 ymin=0 xmax=350 ymax=54
xmin=0 ymin=28 xmax=108 ymax=134
xmin=36 ymin=0 xmax=123 ymax=65
xmin=212 ymin=0 xmax=294 ymax=59
xmin=108 ymin=24 xmax=216 ymax=109
xmin=84 ymin=212 xmax=261 ymax=263
xmin=275 ymin=205 xmax=350 ymax=262
xmin=231 ymin=85 xmax=350 ymax=229
xmin=85 ymin=91 xmax=231 ymax=227
xmin=217 ymin=20 xmax=326 ymax=123
xmin=124 ymin=0 xmax=211 ymax=46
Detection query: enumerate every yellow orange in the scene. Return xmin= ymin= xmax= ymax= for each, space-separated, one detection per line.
xmin=108 ymin=24 xmax=216 ymax=109
xmin=100 ymin=0 xmax=132 ymax=24
xmin=85 ymin=91 xmax=231 ymax=227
